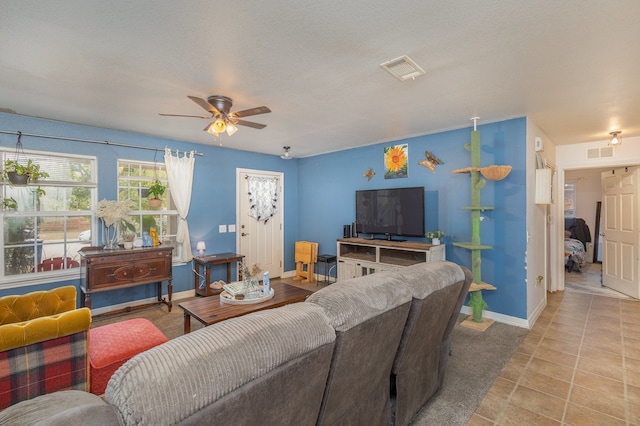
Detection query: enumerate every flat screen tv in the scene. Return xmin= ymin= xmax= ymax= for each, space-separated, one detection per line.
xmin=355 ymin=186 xmax=425 ymax=240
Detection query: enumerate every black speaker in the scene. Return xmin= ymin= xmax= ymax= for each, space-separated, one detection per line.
xmin=351 ymin=222 xmax=357 ymax=237
xmin=343 ymin=224 xmax=351 ymax=238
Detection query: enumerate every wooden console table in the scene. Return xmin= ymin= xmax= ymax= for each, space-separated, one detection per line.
xmin=78 ymin=246 xmax=173 ymax=314
xmin=193 ymin=252 xmax=245 ymax=297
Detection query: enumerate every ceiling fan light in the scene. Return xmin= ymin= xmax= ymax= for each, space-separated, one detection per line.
xmin=226 ymin=122 xmax=238 ymax=136
xmin=212 ymin=117 xmax=227 ymax=134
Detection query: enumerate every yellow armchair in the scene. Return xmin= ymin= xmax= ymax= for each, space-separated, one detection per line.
xmin=0 ymin=286 xmax=91 ymax=409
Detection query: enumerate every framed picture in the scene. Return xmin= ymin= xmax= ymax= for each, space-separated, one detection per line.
xmin=384 ymin=144 xmax=408 ymax=179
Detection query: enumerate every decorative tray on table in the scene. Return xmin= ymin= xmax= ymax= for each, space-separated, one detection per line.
xmin=220 ymin=287 xmax=275 ymax=305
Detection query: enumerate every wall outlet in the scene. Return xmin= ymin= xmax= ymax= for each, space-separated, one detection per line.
xmin=228 ymin=224 xmax=236 ymax=232
xmin=219 ymin=224 xmax=227 ymax=233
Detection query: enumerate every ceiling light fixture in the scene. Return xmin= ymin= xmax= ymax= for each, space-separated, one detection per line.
xmin=281 ymin=146 xmax=293 ymax=160
xmin=609 ymin=131 xmax=622 ymax=146
xmin=206 ymin=115 xmax=239 ymax=137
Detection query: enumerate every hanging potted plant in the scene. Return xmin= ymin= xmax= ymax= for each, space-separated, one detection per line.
xmin=3 ymin=159 xmax=49 ymax=186
xmin=148 ymin=179 xmax=166 ymax=209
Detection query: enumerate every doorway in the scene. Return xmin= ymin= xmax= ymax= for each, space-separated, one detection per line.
xmin=561 ymin=166 xmax=637 ymax=298
xmin=236 ymin=168 xmax=284 ymax=278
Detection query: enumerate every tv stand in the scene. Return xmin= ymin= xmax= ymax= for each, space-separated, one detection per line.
xmin=336 ymin=238 xmax=445 ymax=281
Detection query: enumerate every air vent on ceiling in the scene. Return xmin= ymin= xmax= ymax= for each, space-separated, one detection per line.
xmin=380 ymin=55 xmax=426 ymax=81
xmin=586 ymin=146 xmax=614 ymax=159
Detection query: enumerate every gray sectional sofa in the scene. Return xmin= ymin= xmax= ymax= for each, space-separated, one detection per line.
xmin=0 ymin=261 xmax=471 ymax=426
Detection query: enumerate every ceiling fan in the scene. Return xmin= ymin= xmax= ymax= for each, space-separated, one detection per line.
xmin=160 ymin=95 xmax=271 ymax=136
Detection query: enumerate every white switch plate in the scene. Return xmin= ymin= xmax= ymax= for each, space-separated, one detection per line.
xmin=228 ymin=224 xmax=236 ymax=232
xmin=535 ymin=137 xmax=543 ymax=151
xmin=219 ymin=224 xmax=227 ymax=233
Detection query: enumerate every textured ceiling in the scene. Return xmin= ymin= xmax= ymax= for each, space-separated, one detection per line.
xmin=1 ymin=1 xmax=639 ymax=158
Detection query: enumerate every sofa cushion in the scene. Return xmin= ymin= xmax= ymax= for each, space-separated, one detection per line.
xmin=104 ymin=302 xmax=336 ymax=425
xmin=0 ymin=331 xmax=89 ymax=410
xmin=389 ymin=261 xmax=471 ymax=426
xmin=307 ymin=271 xmax=413 ymax=426
xmin=0 ymin=286 xmax=77 ymax=326
xmin=0 ymin=390 xmax=118 ymax=426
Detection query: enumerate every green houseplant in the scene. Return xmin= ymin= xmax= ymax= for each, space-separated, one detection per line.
xmin=4 ymin=159 xmax=50 ymax=185
xmin=1 ymin=197 xmax=17 ymax=210
xmin=425 ymin=230 xmax=444 ymax=245
xmin=3 ymin=159 xmax=50 ymax=204
xmin=148 ymin=179 xmax=166 ymax=209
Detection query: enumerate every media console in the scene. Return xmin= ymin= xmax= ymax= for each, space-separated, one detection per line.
xmin=336 ymin=238 xmax=445 ymax=281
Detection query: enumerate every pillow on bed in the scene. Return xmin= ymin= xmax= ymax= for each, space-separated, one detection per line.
xmin=564 ymin=230 xmax=571 ymax=238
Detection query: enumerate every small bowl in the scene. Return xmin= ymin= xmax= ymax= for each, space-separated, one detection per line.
xmin=480 ymin=165 xmax=512 ymax=181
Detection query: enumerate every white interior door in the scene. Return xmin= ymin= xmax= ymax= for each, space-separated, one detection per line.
xmin=237 ymin=169 xmax=283 ymax=278
xmin=601 ymin=166 xmax=639 ymax=298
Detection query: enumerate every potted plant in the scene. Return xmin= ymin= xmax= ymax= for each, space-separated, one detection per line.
xmin=148 ymin=179 xmax=166 ymax=209
xmin=426 ymin=230 xmax=444 ymax=245
xmin=122 ymin=231 xmax=136 ymax=249
xmin=3 ymin=159 xmax=50 ymax=186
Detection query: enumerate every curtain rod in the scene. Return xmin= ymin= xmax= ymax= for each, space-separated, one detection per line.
xmin=0 ymin=129 xmax=204 ymax=157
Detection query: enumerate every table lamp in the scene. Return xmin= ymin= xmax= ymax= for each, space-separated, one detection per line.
xmin=196 ymin=241 xmax=206 ymax=257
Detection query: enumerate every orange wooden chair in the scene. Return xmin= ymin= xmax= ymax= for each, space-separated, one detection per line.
xmin=293 ymin=241 xmax=318 ymax=283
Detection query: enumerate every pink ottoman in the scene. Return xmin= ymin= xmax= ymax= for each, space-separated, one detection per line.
xmin=89 ymin=318 xmax=168 ymax=395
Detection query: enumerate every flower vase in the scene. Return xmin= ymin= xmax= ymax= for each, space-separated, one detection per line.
xmin=102 ymin=222 xmax=120 ymax=250
xmin=243 ymin=277 xmax=261 ymax=299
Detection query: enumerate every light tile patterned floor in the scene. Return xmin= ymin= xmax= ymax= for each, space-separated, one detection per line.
xmin=468 ymin=265 xmax=640 ymax=425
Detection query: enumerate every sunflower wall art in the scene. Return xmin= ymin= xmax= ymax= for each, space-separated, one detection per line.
xmin=384 ymin=144 xmax=408 ymax=179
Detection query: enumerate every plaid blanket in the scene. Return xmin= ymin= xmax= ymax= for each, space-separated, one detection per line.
xmin=0 ymin=330 xmax=89 ymax=409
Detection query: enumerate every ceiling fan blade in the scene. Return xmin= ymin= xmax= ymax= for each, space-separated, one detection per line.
xmin=235 ymin=119 xmax=267 ymax=129
xmin=232 ymin=106 xmax=271 ymax=118
xmin=159 ymin=113 xmax=210 ymax=119
xmin=188 ymin=95 xmax=220 ymax=114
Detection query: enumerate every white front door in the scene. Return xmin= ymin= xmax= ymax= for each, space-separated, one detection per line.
xmin=236 ymin=168 xmax=283 ymax=278
xmin=601 ymin=166 xmax=640 ymax=298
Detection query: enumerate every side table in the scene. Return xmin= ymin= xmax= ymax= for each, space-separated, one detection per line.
xmin=193 ymin=253 xmax=245 ymax=297
xmin=316 ymin=254 xmax=337 ymax=284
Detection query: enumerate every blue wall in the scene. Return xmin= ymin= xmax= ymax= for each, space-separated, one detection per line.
xmin=297 ymin=118 xmax=527 ymax=319
xmin=0 ymin=113 xmax=528 ymax=319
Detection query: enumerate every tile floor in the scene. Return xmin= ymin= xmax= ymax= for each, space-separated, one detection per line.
xmin=468 ymin=265 xmax=640 ymax=425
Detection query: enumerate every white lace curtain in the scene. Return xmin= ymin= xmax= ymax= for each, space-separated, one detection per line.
xmin=164 ymin=148 xmax=195 ymax=261
xmin=247 ymin=176 xmax=278 ymax=223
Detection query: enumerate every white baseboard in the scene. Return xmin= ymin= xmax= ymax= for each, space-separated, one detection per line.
xmin=89 ymin=289 xmax=195 ymax=316
xmin=460 ymin=305 xmax=530 ymax=329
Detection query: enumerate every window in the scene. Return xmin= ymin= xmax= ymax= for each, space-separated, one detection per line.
xmin=1 ymin=149 xmax=96 ymax=284
xmin=117 ymin=159 xmax=181 ymax=259
xmin=564 ymin=183 xmax=576 ymax=218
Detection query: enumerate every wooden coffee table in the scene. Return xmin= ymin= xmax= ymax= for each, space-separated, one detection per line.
xmin=179 ymin=281 xmax=313 ymax=333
